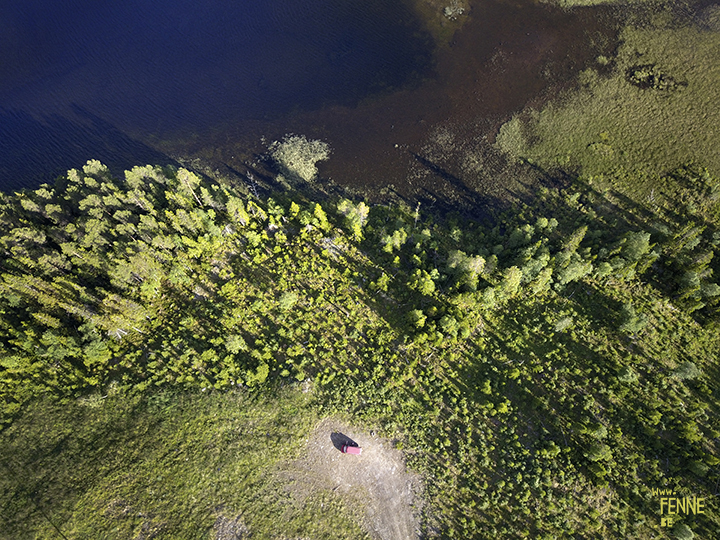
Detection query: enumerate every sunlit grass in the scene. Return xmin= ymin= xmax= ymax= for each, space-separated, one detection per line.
xmin=497 ymin=24 xmax=720 ymax=197
xmin=0 ymin=386 xmax=367 ymax=539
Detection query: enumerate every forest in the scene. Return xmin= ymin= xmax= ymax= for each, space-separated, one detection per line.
xmin=0 ymin=150 xmax=718 ymax=538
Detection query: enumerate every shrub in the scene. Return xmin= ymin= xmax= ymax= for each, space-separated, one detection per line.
xmin=672 ymin=523 xmax=694 ymax=540
xmin=673 ymin=361 xmax=701 ymax=380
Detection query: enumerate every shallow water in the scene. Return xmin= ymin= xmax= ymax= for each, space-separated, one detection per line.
xmin=187 ymin=0 xmax=620 ymax=206
xmin=0 ymin=0 xmax=431 ymax=190
xmin=0 ymin=0 xmax=617 ymax=197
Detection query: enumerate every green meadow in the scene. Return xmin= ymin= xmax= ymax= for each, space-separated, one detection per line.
xmin=497 ymin=23 xmax=720 ymax=199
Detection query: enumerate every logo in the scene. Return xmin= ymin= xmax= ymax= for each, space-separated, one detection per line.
xmin=651 ymin=488 xmax=706 ymax=528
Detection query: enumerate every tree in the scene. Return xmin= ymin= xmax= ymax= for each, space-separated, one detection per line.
xmin=701 ymin=282 xmax=720 ymax=298
xmin=408 ymin=309 xmax=427 ymax=328
xmin=408 ymin=269 xmax=435 ymax=296
xmin=447 ymin=250 xmax=485 ymax=290
xmin=562 ymin=225 xmax=588 ymax=253
xmin=618 ymin=302 xmax=647 ymax=334
xmin=688 ymin=460 xmax=709 ymax=477
xmin=530 ymin=267 xmax=553 ymax=295
xmin=245 ymin=362 xmax=269 ymax=386
xmin=617 ymin=366 xmax=637 ymax=383
xmin=481 ymin=286 xmax=497 ymax=308
xmin=594 ymin=261 xmax=613 ymax=278
xmin=555 ymin=258 xmax=593 ymax=287
xmin=439 ymin=315 xmax=458 ymax=338
xmin=337 ymin=199 xmax=369 ymax=239
xmin=508 ymin=225 xmax=534 ymax=248
xmin=585 ymin=443 xmax=612 ymax=462
xmin=522 ymin=252 xmax=550 ymax=283
xmin=622 ymin=231 xmax=652 ymax=262
xmin=672 ymin=361 xmax=700 ymax=380
xmin=278 ymin=291 xmax=299 ymax=311
xmin=312 ymin=203 xmax=330 ymax=232
xmin=498 ymin=266 xmax=523 ymax=299
xmin=225 ymin=335 xmax=247 ymax=354
xmin=176 ymin=168 xmax=204 ymax=206
xmin=382 ymin=228 xmax=408 ymax=253
xmin=226 ymin=196 xmax=250 ymax=226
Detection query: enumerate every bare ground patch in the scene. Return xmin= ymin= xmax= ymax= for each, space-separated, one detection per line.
xmin=277 ymin=418 xmax=423 ymax=540
xmin=213 ymin=515 xmax=248 ymax=540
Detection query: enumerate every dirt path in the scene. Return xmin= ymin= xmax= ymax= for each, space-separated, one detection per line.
xmin=282 ymin=418 xmax=423 ymax=540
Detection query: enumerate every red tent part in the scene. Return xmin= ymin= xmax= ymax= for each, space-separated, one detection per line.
xmin=342 ymin=444 xmax=362 ymax=455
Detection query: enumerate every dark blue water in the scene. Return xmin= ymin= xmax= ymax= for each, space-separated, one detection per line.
xmin=0 ymin=0 xmax=432 ymax=190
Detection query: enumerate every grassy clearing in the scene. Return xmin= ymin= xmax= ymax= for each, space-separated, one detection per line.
xmin=0 ymin=385 xmax=370 ymax=540
xmin=496 ymin=23 xmax=720 ymax=198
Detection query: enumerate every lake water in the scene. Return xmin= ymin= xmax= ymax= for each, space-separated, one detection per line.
xmin=0 ymin=0 xmax=617 ymax=199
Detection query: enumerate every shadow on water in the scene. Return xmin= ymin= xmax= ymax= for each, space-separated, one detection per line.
xmin=0 ymin=106 xmax=177 ymax=191
xmin=410 ymin=151 xmax=501 ymax=222
xmin=193 ymin=0 xmax=623 ymax=215
xmin=0 ymin=0 xmax=433 ymax=191
xmin=1 ymin=0 xmax=625 ymax=223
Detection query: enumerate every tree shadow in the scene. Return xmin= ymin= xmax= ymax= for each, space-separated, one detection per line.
xmin=410 ymin=151 xmax=502 ymax=224
xmin=330 ymin=431 xmax=358 ymax=452
xmin=0 ymin=105 xmax=177 ymax=192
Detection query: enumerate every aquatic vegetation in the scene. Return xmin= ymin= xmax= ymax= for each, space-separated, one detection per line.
xmin=269 ymin=134 xmax=331 ymax=183
xmin=407 ymin=0 xmax=470 ymax=47
xmin=541 ymin=0 xmax=651 ymax=7
xmin=443 ymin=0 xmax=465 ymax=20
xmin=626 ymin=63 xmax=686 ymax=91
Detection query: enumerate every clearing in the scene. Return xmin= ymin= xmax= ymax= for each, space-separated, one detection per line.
xmin=277 ymin=418 xmax=423 ymax=540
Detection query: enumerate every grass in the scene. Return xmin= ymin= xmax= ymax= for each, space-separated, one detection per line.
xmin=496 ymin=23 xmax=720 ymax=198
xmin=0 ymin=385 xmax=368 ymax=540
